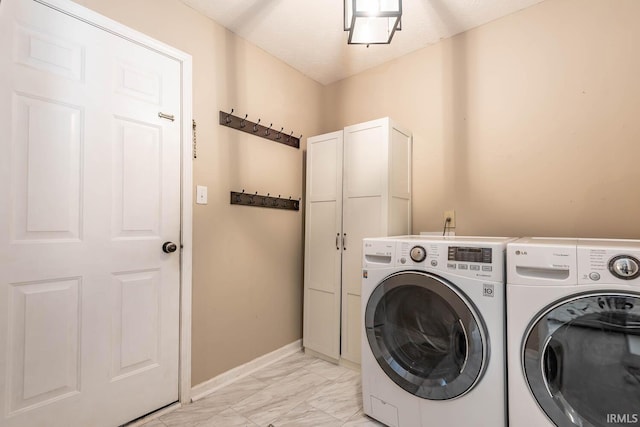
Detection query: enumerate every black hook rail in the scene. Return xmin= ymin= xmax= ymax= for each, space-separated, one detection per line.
xmin=230 ymin=191 xmax=300 ymax=211
xmin=219 ymin=110 xmax=300 ymax=149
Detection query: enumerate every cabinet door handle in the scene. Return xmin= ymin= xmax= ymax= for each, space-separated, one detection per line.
xmin=336 ymin=233 xmax=340 ymax=250
xmin=343 ymin=233 xmax=347 ymax=251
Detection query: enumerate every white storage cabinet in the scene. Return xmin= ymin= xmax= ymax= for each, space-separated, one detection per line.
xmin=303 ymin=117 xmax=412 ymax=365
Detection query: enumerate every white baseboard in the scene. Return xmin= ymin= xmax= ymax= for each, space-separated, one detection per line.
xmin=190 ymin=339 xmax=302 ymax=402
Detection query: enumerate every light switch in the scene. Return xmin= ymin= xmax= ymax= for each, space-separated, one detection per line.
xmin=196 ymin=185 xmax=208 ymax=205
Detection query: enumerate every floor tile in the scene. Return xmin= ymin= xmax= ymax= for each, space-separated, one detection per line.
xmin=139 ymin=419 xmax=167 ymax=427
xmin=151 ymin=350 xmax=367 ymax=427
xmin=193 ymin=408 xmax=259 ymax=427
xmin=197 ymin=374 xmax=267 ymax=412
xmin=232 ymin=370 xmax=330 ymax=425
xmin=251 ymin=351 xmax=316 ymax=384
xmin=304 ymin=358 xmax=352 ymax=381
xmin=159 ymin=399 xmax=226 ymax=427
xmin=306 ymin=375 xmax=362 ymax=421
xmin=342 ymin=410 xmax=386 ymax=426
xmin=272 ymin=401 xmax=343 ymax=427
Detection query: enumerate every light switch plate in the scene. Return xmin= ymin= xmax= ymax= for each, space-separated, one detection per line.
xmin=196 ymin=185 xmax=208 ymax=205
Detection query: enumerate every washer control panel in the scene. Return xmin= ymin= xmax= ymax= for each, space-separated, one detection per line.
xmin=448 ymin=246 xmax=492 ymax=264
xmin=399 ymin=240 xmax=505 ymax=281
xmin=363 ymin=237 xmax=512 ymax=282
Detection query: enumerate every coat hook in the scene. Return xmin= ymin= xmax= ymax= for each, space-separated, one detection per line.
xmin=265 ymin=123 xmax=273 ymax=136
xmin=240 ymin=114 xmax=248 ymax=128
xmin=286 ymin=131 xmax=293 ymax=142
xmin=242 ymin=189 xmax=245 ymax=193
xmin=225 ymin=108 xmax=234 ymax=124
xmin=299 ymin=134 xmax=303 ymax=140
xmin=253 ymin=119 xmax=261 ymax=132
xmin=275 ymin=127 xmax=283 ymax=140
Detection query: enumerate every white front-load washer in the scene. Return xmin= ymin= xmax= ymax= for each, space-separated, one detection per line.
xmin=362 ymin=236 xmax=513 ymax=427
xmin=507 ymin=238 xmax=640 ymax=427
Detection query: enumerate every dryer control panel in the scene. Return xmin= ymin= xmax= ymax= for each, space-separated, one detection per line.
xmin=577 ymin=239 xmax=640 ymax=285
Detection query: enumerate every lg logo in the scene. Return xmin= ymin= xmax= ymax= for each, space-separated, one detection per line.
xmin=514 ymin=250 xmax=528 ymax=255
xmin=607 ymin=413 xmax=639 ymax=424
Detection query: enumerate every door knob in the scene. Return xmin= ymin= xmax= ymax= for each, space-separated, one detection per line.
xmin=162 ymin=241 xmax=178 ymax=253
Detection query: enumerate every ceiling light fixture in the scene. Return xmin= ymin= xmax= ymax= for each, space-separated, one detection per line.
xmin=344 ymin=0 xmax=402 ymax=45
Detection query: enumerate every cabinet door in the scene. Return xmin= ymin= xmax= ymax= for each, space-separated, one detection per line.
xmin=341 ymin=119 xmax=389 ymax=364
xmin=303 ymin=131 xmax=343 ymax=359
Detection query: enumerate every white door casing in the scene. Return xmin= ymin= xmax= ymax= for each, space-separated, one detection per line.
xmin=0 ymin=0 xmax=193 ymax=426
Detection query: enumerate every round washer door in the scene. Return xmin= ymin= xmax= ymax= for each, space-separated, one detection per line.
xmin=523 ymin=292 xmax=640 ymax=427
xmin=364 ymin=271 xmax=488 ymax=400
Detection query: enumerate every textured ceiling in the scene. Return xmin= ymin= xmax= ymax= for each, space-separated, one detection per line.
xmin=181 ymin=0 xmax=546 ymax=85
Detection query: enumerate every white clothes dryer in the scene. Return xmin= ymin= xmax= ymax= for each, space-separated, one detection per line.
xmin=362 ymin=236 xmax=513 ymax=427
xmin=507 ymin=238 xmax=640 ymax=427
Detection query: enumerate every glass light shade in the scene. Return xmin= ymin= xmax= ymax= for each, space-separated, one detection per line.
xmin=344 ymin=0 xmax=402 ymax=45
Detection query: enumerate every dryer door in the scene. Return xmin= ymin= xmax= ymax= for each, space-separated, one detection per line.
xmin=364 ymin=271 xmax=488 ymax=400
xmin=523 ymin=292 xmax=640 ymax=427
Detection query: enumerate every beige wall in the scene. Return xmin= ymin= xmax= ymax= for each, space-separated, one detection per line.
xmin=73 ymin=0 xmax=323 ymax=385
xmin=73 ymin=0 xmax=640 ymax=388
xmin=323 ymin=0 xmax=640 ymax=239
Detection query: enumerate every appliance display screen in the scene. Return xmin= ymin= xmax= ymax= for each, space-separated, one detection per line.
xmin=447 ymin=246 xmax=492 ymax=264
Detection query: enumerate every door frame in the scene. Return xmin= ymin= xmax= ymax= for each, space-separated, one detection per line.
xmin=30 ymin=0 xmax=194 ymax=404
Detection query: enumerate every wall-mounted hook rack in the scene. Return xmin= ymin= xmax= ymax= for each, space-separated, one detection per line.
xmin=219 ymin=110 xmax=300 ymax=149
xmin=230 ymin=191 xmax=300 ymax=211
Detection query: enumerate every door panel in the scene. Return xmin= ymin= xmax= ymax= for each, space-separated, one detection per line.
xmin=112 ymin=119 xmax=162 ymax=238
xmin=0 ymin=1 xmax=181 ymax=426
xmin=11 ymin=93 xmax=82 ymax=241
xmin=110 ymin=269 xmax=160 ymax=379
xmin=7 ymin=278 xmax=80 ymax=413
xmin=14 ymin=24 xmax=85 ymax=81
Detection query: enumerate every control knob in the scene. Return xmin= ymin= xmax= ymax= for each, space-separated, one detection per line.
xmin=410 ymin=246 xmax=427 ymax=263
xmin=608 ymin=255 xmax=640 ymax=280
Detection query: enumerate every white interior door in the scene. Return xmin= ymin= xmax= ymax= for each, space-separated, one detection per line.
xmin=0 ymin=1 xmax=182 ymax=426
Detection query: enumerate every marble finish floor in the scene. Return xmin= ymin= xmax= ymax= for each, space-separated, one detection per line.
xmin=142 ymin=350 xmax=384 ymax=427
